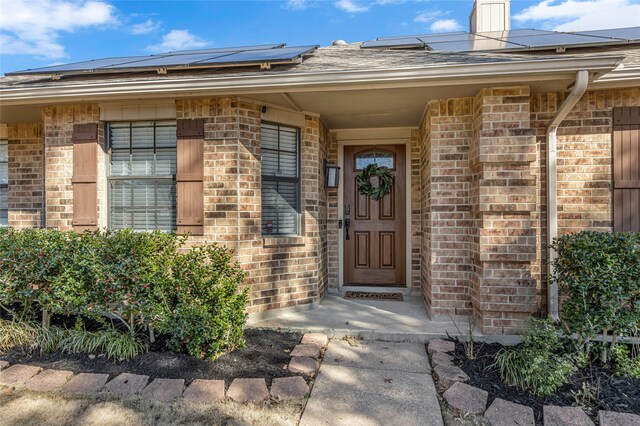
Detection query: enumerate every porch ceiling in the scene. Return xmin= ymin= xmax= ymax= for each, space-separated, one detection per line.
xmin=245 ymin=78 xmax=574 ymax=129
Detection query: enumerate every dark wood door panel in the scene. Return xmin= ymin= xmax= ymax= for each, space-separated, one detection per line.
xmin=344 ymin=144 xmax=406 ymax=286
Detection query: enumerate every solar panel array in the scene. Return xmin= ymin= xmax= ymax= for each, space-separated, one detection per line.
xmin=361 ymin=27 xmax=640 ymax=52
xmin=8 ymin=44 xmax=319 ymax=76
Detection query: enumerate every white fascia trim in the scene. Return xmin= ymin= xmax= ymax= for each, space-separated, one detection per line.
xmin=0 ymin=55 xmax=623 ymax=106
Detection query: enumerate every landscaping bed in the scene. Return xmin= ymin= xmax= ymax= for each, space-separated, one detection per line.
xmin=0 ymin=328 xmax=303 ymax=387
xmin=451 ymin=340 xmax=640 ymax=425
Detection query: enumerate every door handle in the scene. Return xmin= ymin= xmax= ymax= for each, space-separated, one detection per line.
xmin=345 ymin=218 xmax=350 ymax=240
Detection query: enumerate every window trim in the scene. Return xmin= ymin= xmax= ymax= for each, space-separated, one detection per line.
xmin=106 ymin=121 xmax=177 ymax=231
xmin=260 ymin=121 xmax=302 ymax=237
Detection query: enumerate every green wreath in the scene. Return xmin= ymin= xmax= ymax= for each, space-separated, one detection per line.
xmin=356 ymin=163 xmax=394 ymax=200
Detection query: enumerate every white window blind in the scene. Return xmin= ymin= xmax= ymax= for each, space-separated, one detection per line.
xmin=107 ymin=121 xmax=176 ymax=231
xmin=261 ymin=123 xmax=300 ymax=235
xmin=0 ymin=140 xmax=7 ymax=227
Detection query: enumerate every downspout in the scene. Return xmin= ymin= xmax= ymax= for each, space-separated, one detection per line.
xmin=547 ymin=70 xmax=589 ymax=320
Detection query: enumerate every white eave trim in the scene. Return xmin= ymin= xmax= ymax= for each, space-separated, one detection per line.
xmin=0 ymin=55 xmax=623 ymax=106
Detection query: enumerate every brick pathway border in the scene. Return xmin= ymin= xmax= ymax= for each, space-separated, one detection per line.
xmin=427 ymin=339 xmax=640 ymax=426
xmin=0 ymin=332 xmax=328 ymax=405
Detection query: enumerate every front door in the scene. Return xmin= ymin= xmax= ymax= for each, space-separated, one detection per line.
xmin=344 ymin=145 xmax=406 ymax=286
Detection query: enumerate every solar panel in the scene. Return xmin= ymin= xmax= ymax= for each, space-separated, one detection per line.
xmin=195 ymin=45 xmax=318 ymax=65
xmin=361 ymin=38 xmax=424 ymax=49
xmin=503 ymin=32 xmax=622 ymax=49
xmin=478 ymin=29 xmax=556 ymax=39
xmin=419 ymin=33 xmax=490 ymax=44
xmin=12 ymin=55 xmax=163 ymax=73
xmin=101 ymin=52 xmax=235 ymax=69
xmin=575 ymin=27 xmax=640 ymax=41
xmin=360 ymin=26 xmax=640 ymax=53
xmin=377 ymin=32 xmax=468 ymax=41
xmin=425 ymin=38 xmax=525 ymax=52
xmin=6 ymin=44 xmax=317 ymax=75
xmin=163 ymin=44 xmax=285 ymax=55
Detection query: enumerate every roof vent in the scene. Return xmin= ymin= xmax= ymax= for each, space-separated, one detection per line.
xmin=332 ymin=40 xmax=347 ymax=46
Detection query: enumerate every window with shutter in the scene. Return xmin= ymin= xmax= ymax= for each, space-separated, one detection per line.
xmin=261 ymin=122 xmax=300 ymax=235
xmin=0 ymin=140 xmax=7 ymax=227
xmin=107 ymin=121 xmax=177 ymax=231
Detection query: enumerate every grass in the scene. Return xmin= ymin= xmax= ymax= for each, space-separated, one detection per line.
xmin=0 ymin=389 xmax=304 ymax=426
xmin=1 ymin=319 xmax=147 ymax=361
xmin=0 ymin=319 xmax=37 ymax=352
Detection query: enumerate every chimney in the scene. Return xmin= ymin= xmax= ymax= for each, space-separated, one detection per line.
xmin=470 ymin=0 xmax=511 ymax=33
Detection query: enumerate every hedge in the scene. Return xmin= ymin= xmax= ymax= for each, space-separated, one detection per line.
xmin=0 ymin=228 xmax=248 ymax=360
xmin=550 ymin=231 xmax=640 ymax=360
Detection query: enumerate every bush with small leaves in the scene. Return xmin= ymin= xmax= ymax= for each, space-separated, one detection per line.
xmin=550 ymin=231 xmax=640 ymax=362
xmin=0 ymin=228 xmax=248 ymax=361
xmin=156 ymin=244 xmax=249 ymax=360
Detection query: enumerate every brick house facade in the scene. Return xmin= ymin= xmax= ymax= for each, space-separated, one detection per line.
xmin=2 ymin=29 xmax=639 ymax=334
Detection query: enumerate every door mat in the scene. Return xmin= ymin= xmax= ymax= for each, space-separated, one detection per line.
xmin=344 ymin=291 xmax=404 ymax=301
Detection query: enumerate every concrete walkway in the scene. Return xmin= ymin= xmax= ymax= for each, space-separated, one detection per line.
xmin=300 ymin=339 xmax=443 ymax=426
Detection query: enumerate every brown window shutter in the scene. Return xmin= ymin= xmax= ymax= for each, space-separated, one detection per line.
xmin=176 ymin=119 xmax=205 ymax=236
xmin=72 ymin=123 xmax=99 ymax=232
xmin=613 ymin=107 xmax=640 ymax=232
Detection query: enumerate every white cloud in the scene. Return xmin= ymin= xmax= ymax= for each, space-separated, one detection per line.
xmin=147 ymin=30 xmax=208 ymax=52
xmin=514 ymin=0 xmax=640 ymax=31
xmin=335 ymin=0 xmax=369 ymax=13
xmin=414 ymin=10 xmax=446 ymax=24
xmin=284 ymin=0 xmax=310 ymax=9
xmin=429 ymin=19 xmax=463 ymax=33
xmin=0 ymin=0 xmax=116 ymax=58
xmin=130 ymin=19 xmax=162 ymax=35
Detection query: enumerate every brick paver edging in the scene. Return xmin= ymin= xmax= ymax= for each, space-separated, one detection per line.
xmin=426 ymin=338 xmax=640 ymax=426
xmin=0 ymin=332 xmax=328 ymax=405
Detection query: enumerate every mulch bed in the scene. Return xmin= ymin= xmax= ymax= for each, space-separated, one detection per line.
xmin=451 ymin=340 xmax=640 ymax=425
xmin=0 ymin=328 xmax=303 ymax=388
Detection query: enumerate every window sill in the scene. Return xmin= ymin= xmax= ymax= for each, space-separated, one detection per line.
xmin=262 ymin=235 xmax=306 ymax=248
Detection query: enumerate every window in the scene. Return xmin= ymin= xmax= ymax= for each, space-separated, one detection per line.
xmin=355 ymin=149 xmax=395 ymax=170
xmin=0 ymin=140 xmax=7 ymax=227
xmin=107 ymin=121 xmax=176 ymax=231
xmin=261 ymin=123 xmax=300 ymax=235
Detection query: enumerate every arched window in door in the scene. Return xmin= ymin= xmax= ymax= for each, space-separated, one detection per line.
xmin=354 ymin=148 xmax=395 ymax=170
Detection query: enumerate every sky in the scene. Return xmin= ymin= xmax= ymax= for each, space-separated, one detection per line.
xmin=1 ymin=0 xmax=640 ymax=75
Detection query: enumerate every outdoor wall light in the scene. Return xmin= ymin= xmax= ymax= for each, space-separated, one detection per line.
xmin=324 ymin=159 xmax=340 ymax=189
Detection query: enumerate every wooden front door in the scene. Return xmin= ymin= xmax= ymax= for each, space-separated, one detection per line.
xmin=344 ymin=145 xmax=406 ymax=286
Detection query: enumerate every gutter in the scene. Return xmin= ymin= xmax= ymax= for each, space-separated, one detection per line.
xmin=547 ymin=70 xmax=589 ymax=321
xmin=0 ymin=55 xmax=622 ymax=106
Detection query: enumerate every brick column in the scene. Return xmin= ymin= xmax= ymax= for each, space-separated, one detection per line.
xmin=420 ymin=99 xmax=474 ymax=318
xmin=470 ymin=87 xmax=538 ymax=334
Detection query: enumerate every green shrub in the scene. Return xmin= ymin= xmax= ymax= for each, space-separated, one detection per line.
xmin=550 ymin=231 xmax=640 ymax=361
xmin=75 ymin=230 xmax=184 ymax=335
xmin=0 ymin=228 xmax=79 ymax=323
xmin=0 ymin=228 xmax=248 ymax=361
xmin=157 ymin=244 xmax=248 ymax=360
xmin=611 ymin=343 xmax=640 ymax=378
xmin=494 ymin=318 xmax=577 ymax=397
